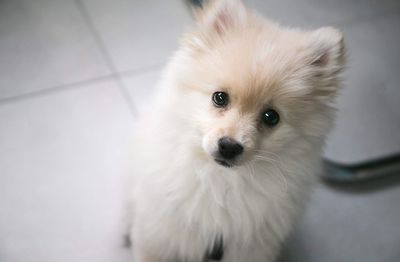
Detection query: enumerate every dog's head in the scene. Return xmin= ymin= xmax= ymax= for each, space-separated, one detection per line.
xmin=168 ymin=0 xmax=345 ymax=168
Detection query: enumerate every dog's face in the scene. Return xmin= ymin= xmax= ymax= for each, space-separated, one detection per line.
xmin=169 ymin=0 xmax=345 ymax=168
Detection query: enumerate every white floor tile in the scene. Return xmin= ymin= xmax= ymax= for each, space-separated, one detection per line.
xmin=122 ymin=70 xmax=161 ymax=115
xmin=306 ymin=0 xmax=400 ymax=25
xmin=281 ymin=179 xmax=400 ymax=262
xmin=0 ymin=0 xmax=110 ymax=100
xmin=248 ymin=0 xmax=400 ymax=28
xmin=82 ymin=0 xmax=192 ymax=73
xmin=248 ymin=0 xmax=325 ymax=28
xmin=0 ymin=80 xmax=133 ymax=262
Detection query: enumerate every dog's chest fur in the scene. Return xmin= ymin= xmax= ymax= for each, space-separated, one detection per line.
xmin=133 ymin=139 xmax=315 ymax=261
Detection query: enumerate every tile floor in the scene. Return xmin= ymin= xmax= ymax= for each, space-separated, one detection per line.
xmin=0 ymin=0 xmax=399 ymax=261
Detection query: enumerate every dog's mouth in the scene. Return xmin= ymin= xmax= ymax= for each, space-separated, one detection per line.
xmin=214 ymin=159 xmax=233 ymax=168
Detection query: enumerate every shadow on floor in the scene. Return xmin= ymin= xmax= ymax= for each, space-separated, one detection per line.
xmin=325 ymin=171 xmax=400 ymax=194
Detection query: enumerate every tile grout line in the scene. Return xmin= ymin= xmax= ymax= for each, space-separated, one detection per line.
xmin=0 ymin=64 xmax=164 ymax=105
xmin=74 ymin=0 xmax=137 ymax=117
xmin=122 ymin=63 xmax=165 ymax=77
xmin=0 ymin=74 xmax=115 ymax=105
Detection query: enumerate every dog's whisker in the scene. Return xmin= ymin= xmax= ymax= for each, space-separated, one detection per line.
xmin=253 ymin=155 xmax=280 ymax=165
xmin=244 ymin=162 xmax=276 ymax=200
xmin=252 ymin=156 xmax=288 ymax=196
xmin=254 ymin=151 xmax=284 ymax=162
xmin=244 ymin=162 xmax=256 ymax=184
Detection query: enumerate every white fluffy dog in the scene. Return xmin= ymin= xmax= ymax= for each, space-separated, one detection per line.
xmin=128 ymin=0 xmax=345 ymax=261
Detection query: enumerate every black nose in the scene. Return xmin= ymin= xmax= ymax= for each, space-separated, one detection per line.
xmin=218 ymin=137 xmax=244 ymax=159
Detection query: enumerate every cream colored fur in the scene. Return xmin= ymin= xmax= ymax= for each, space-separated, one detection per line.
xmin=128 ymin=0 xmax=345 ymax=261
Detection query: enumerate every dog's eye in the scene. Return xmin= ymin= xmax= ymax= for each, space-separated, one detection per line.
xmin=262 ymin=109 xmax=280 ymax=127
xmin=212 ymin=92 xmax=229 ymax=107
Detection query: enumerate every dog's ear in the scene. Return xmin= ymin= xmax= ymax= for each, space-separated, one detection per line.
xmin=195 ymin=0 xmax=247 ymax=37
xmin=308 ymin=27 xmax=345 ymax=70
xmin=305 ymin=27 xmax=346 ymax=99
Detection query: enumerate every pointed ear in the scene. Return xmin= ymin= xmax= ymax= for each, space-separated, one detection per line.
xmin=308 ymin=27 xmax=345 ymax=73
xmin=305 ymin=27 xmax=346 ymax=99
xmin=195 ymin=0 xmax=247 ymax=36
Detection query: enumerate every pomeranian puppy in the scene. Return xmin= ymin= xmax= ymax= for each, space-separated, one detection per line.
xmin=128 ymin=0 xmax=345 ymax=261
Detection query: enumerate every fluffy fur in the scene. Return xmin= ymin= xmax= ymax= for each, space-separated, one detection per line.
xmin=128 ymin=0 xmax=345 ymax=261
